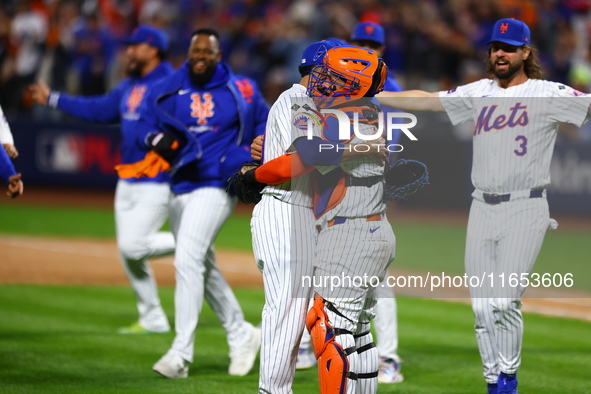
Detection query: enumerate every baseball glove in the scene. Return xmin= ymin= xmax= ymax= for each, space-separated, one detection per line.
xmin=226 ymin=161 xmax=267 ymax=204
xmin=383 ymin=159 xmax=430 ymax=202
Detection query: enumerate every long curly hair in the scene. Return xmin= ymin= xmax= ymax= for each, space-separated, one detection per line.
xmin=486 ymin=45 xmax=544 ymax=80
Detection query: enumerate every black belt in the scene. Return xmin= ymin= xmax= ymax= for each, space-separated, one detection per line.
xmin=345 ymin=175 xmax=383 ymax=187
xmin=483 ymin=189 xmax=543 ymax=205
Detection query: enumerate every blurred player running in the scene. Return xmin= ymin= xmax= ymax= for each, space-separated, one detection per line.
xmin=30 ymin=26 xmax=175 ymax=334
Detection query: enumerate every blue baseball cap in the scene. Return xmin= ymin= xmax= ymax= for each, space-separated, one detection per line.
xmin=121 ymin=25 xmax=169 ymax=52
xmin=351 ymin=22 xmax=385 ymax=46
xmin=487 ymin=18 xmax=530 ymax=46
xmin=300 ymin=41 xmax=338 ymax=67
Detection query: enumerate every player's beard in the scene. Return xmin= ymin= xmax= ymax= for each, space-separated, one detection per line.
xmin=126 ymin=58 xmax=146 ymax=78
xmin=188 ymin=61 xmax=216 ymax=86
xmin=490 ymin=57 xmax=523 ymax=80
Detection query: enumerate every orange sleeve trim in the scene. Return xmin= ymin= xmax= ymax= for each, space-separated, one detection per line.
xmin=254 ymin=152 xmax=315 ymax=185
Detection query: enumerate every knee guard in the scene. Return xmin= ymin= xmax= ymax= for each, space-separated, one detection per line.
xmin=306 ymin=297 xmax=357 ymax=393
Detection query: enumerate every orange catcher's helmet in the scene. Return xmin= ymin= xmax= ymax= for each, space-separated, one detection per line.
xmin=307 ymin=45 xmax=387 ymax=107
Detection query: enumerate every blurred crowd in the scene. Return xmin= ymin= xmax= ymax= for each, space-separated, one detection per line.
xmin=2 ymin=0 xmax=591 ymax=141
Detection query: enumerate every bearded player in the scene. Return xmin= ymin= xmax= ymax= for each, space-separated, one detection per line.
xmin=377 ymin=18 xmax=591 ymax=394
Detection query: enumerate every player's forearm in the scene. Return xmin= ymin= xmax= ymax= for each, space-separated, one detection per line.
xmin=254 ymin=153 xmax=314 ymax=185
xmin=377 ymin=90 xmax=444 ymax=112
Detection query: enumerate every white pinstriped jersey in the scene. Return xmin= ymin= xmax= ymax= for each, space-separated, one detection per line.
xmin=440 ymin=78 xmax=591 ymax=194
xmin=261 ymin=84 xmax=313 ymax=208
xmin=0 ymin=105 xmax=14 ymax=144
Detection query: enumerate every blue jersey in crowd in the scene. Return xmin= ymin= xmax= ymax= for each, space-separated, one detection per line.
xmin=136 ymin=61 xmax=269 ymax=194
xmin=0 ymin=146 xmax=17 ymax=182
xmin=48 ymin=61 xmax=175 ymax=183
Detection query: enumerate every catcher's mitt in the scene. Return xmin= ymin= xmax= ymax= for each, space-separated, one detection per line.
xmin=383 ymin=159 xmax=430 ymax=202
xmin=226 ymin=161 xmax=267 ymax=204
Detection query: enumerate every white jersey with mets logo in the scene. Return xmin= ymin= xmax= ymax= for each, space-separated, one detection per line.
xmin=253 ymin=83 xmax=317 ymax=393
xmin=260 ymin=83 xmax=313 ymax=208
xmin=439 ymin=78 xmax=591 ymax=384
xmin=440 ymin=78 xmax=591 ymax=195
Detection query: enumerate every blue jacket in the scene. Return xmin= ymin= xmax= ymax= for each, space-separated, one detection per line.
xmin=0 ymin=146 xmax=17 ymax=182
xmin=136 ymin=61 xmax=268 ymax=194
xmin=51 ymin=61 xmax=175 ymax=183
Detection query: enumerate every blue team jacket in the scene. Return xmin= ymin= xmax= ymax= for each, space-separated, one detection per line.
xmin=52 ymin=61 xmax=175 ymax=183
xmin=0 ymin=146 xmax=17 ymax=182
xmin=136 ymin=61 xmax=268 ymax=194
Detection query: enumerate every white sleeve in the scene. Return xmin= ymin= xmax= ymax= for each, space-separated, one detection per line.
xmin=546 ymin=82 xmax=591 ymax=127
xmin=438 ymin=81 xmax=482 ymax=125
xmin=0 ymin=105 xmax=14 ymax=145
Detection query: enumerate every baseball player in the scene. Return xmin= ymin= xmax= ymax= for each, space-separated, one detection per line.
xmin=251 ymin=40 xmax=336 ymax=394
xmin=29 ymin=26 xmax=176 ymax=335
xmin=129 ymin=28 xmax=268 ymax=379
xmin=296 ymin=23 xmax=406 ymax=383
xmin=377 ymin=18 xmax=591 ymax=394
xmin=304 ymin=46 xmax=395 ymax=394
xmin=0 ymin=105 xmax=23 ymax=199
xmin=0 ymin=105 xmax=19 ymax=159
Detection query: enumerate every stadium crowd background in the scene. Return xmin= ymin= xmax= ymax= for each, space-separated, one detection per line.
xmin=1 ymin=0 xmax=591 ymax=143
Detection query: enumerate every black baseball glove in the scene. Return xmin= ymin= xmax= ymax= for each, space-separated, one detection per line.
xmin=226 ymin=161 xmax=267 ymax=204
xmin=383 ymin=159 xmax=430 ymax=202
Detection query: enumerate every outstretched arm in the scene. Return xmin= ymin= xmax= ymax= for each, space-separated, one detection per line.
xmin=376 ymin=90 xmax=445 ymax=112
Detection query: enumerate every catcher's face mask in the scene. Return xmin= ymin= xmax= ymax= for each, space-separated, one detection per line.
xmin=307 ymin=45 xmax=378 ymax=107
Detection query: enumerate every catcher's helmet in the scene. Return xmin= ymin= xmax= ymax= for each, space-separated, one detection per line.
xmin=307 ymin=45 xmax=387 ymax=107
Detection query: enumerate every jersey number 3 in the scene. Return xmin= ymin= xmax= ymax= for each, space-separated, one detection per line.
xmin=514 ymin=135 xmax=527 ymax=156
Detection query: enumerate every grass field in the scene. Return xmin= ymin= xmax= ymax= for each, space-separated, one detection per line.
xmin=1 ymin=202 xmax=590 ymax=393
xmin=1 ymin=285 xmax=590 ymax=393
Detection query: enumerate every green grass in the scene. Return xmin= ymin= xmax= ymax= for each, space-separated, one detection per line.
xmin=0 ymin=285 xmax=589 ymax=393
xmin=0 ymin=205 xmax=253 ymax=251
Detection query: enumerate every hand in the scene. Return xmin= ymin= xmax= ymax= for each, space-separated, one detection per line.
xmin=3 ymin=143 xmax=18 ymax=159
xmin=367 ymin=137 xmax=389 ymax=166
xmin=147 ymin=132 xmax=179 ymax=162
xmin=250 ymin=135 xmax=264 ymax=161
xmin=29 ymin=79 xmax=51 ymax=106
xmin=7 ymin=173 xmax=23 ymax=198
xmin=346 ymin=138 xmax=388 ymax=166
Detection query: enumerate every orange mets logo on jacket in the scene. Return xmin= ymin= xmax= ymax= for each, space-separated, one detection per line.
xmin=126 ymin=85 xmax=147 ymax=113
xmin=190 ymin=93 xmax=215 ymax=124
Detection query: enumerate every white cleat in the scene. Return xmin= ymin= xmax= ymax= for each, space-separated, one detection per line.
xmin=152 ymin=351 xmax=189 ymax=379
xmin=295 ymin=347 xmax=317 ymax=370
xmin=377 ymin=357 xmax=404 ymax=384
xmin=228 ymin=325 xmax=261 ymax=376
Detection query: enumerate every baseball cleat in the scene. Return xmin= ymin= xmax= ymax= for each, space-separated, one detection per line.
xmin=152 ymin=351 xmax=189 ymax=379
xmin=377 ymin=357 xmax=404 ymax=384
xmin=118 ymin=321 xmax=169 ymax=334
xmin=228 ymin=325 xmax=261 ymax=376
xmin=295 ymin=347 xmax=317 ymax=370
xmin=487 ymin=383 xmax=498 ymax=394
xmin=497 ymin=372 xmax=518 ymax=394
